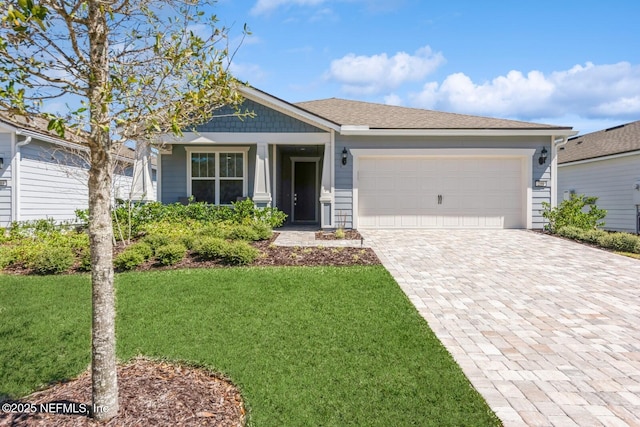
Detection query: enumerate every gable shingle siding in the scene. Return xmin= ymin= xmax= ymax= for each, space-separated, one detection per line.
xmin=195 ymin=99 xmax=325 ymax=133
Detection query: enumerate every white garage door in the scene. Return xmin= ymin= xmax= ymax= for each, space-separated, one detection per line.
xmin=357 ymin=157 xmax=525 ymax=229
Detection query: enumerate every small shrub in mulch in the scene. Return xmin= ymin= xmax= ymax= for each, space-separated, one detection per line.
xmin=154 ymin=243 xmax=187 ymax=266
xmin=29 ymin=246 xmax=76 ymax=275
xmin=0 ymin=358 xmax=245 ymax=426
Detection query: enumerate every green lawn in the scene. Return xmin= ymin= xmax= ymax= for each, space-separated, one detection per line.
xmin=0 ymin=266 xmax=500 ymax=426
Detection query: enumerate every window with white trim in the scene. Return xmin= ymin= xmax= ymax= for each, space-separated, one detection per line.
xmin=188 ymin=149 xmax=247 ymax=204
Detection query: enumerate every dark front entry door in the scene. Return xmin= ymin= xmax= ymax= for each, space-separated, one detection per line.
xmin=293 ymin=161 xmax=317 ymax=222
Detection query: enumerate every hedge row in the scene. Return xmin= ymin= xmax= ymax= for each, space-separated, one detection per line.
xmin=557 ymin=226 xmax=640 ymax=254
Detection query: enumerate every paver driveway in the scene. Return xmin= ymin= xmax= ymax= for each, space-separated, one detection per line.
xmin=361 ymin=229 xmax=640 ymax=427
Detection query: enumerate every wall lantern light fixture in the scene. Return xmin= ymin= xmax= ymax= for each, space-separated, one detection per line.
xmin=342 ymin=147 xmax=348 ymax=165
xmin=538 ymin=147 xmax=548 ymax=165
xmin=0 ymin=157 xmax=3 ymax=169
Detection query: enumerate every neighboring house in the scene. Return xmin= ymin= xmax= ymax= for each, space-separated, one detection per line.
xmin=0 ymin=113 xmax=157 ymax=228
xmin=557 ymin=120 xmax=640 ymax=233
xmin=158 ymin=86 xmax=576 ymax=230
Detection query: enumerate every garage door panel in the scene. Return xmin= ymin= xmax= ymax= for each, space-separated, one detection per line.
xmin=358 ymin=157 xmax=524 ymax=229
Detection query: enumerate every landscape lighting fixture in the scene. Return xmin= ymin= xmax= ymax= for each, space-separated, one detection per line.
xmin=538 ymin=147 xmax=548 ymax=165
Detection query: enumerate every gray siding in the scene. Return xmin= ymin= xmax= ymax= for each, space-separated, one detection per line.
xmin=532 ymin=145 xmax=551 ymax=229
xmin=161 ymin=145 xmax=256 ymax=203
xmin=0 ymin=132 xmax=12 ymax=227
xmin=335 ymin=135 xmax=551 ymax=229
xmin=558 ymin=154 xmax=640 ymax=232
xmin=18 ymin=139 xmax=137 ymax=222
xmin=195 ymin=99 xmax=324 ymax=133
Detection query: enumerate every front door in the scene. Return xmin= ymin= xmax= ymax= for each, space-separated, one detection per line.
xmin=292 ymin=161 xmax=317 ymax=222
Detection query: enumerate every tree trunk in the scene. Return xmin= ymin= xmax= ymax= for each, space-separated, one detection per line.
xmin=88 ymin=1 xmax=118 ymax=421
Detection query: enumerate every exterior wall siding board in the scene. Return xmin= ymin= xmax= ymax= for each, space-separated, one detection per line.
xmin=195 ymin=100 xmax=324 ymax=133
xmin=336 ymin=135 xmax=550 ymax=229
xmin=0 ymin=132 xmax=12 ymax=226
xmin=558 ymin=154 xmax=640 ymax=232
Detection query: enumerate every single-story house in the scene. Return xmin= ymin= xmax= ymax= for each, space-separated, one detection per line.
xmin=0 ymin=113 xmax=157 ymax=227
xmin=158 ymin=86 xmax=576 ymax=230
xmin=557 ymin=120 xmax=640 ymax=233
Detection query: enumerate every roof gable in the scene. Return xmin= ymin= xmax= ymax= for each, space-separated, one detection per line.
xmin=558 ymin=120 xmax=640 ymax=164
xmin=194 ymin=98 xmax=327 ymax=133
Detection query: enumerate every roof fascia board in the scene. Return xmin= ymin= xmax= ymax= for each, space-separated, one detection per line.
xmin=15 ymin=128 xmax=85 ymax=151
xmin=169 ymin=132 xmax=330 ymax=145
xmin=558 ymin=149 xmax=640 ymax=167
xmin=16 ymin=128 xmax=138 ymax=165
xmin=339 ymin=127 xmax=578 ymax=137
xmin=239 ymin=86 xmax=340 ymax=132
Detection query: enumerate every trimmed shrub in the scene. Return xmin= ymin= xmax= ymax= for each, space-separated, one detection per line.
xmin=193 ymin=237 xmax=259 ymax=265
xmin=78 ymin=248 xmax=92 ymax=272
xmin=155 ymin=243 xmax=187 ymax=266
xmin=0 ymin=246 xmax=16 ymax=270
xmin=221 ymin=240 xmax=260 ymax=265
xmin=580 ymin=229 xmax=609 ymax=245
xmin=29 ymin=246 xmax=75 ymax=275
xmin=178 ymin=234 xmax=198 ymax=250
xmin=198 ymin=224 xmax=226 ymax=239
xmin=557 ymin=226 xmax=584 ymax=240
xmin=114 ymin=250 xmax=145 ymax=271
xmin=251 ymin=222 xmax=273 ymax=240
xmin=114 ymin=242 xmax=152 ymax=271
xmin=226 ymin=224 xmax=261 ymax=241
xmin=194 ymin=237 xmax=227 ymax=260
xmin=598 ymin=232 xmax=640 ymax=253
xmin=142 ymin=234 xmax=172 ymax=254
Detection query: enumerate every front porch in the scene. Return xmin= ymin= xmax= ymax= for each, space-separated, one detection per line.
xmin=253 ymin=141 xmax=335 ymax=229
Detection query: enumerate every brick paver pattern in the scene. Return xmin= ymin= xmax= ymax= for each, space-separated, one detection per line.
xmin=362 ymin=229 xmax=640 ymax=427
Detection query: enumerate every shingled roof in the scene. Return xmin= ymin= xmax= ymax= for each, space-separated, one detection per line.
xmin=558 ymin=120 xmax=640 ymax=164
xmin=295 ymin=98 xmax=570 ymax=130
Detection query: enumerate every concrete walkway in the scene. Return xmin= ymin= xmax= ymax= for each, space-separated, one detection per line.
xmin=274 ymin=229 xmax=367 ymax=247
xmin=361 ymin=229 xmax=640 ymax=427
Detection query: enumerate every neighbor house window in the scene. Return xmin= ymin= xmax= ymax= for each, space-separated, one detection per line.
xmin=187 ymin=148 xmax=248 ymax=204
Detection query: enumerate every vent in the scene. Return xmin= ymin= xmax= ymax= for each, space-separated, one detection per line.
xmin=576 ymin=140 xmax=583 ymax=144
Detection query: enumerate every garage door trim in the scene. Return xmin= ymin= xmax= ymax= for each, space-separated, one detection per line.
xmin=351 ymin=148 xmax=535 ymax=229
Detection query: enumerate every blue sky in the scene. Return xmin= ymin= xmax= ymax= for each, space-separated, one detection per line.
xmin=212 ymin=0 xmax=640 ymax=135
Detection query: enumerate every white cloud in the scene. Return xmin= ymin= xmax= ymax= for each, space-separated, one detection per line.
xmin=383 ymin=93 xmax=403 ymax=106
xmin=326 ymin=46 xmax=445 ymax=95
xmin=229 ymin=62 xmax=267 ymax=85
xmin=408 ymin=61 xmax=640 ymax=122
xmin=250 ymin=0 xmax=326 ymax=16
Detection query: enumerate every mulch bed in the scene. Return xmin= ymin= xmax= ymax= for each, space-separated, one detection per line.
xmin=0 ymin=358 xmax=244 ymax=426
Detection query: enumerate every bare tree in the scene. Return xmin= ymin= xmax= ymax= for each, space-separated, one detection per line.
xmin=0 ymin=0 xmax=249 ymax=420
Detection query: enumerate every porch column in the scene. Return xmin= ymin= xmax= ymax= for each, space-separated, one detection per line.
xmin=319 ymin=139 xmax=333 ymax=228
xmin=253 ymin=142 xmax=272 ymax=207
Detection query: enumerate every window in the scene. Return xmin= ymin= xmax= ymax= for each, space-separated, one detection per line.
xmin=188 ymin=149 xmax=248 ymax=204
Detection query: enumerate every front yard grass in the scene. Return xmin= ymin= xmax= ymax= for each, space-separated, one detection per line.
xmin=0 ymin=266 xmax=500 ymax=426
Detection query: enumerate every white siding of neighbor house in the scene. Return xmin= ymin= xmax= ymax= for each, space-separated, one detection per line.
xmin=558 ymin=153 xmax=640 ymax=233
xmin=1 ymin=138 xmax=141 ymax=225
xmin=0 ymin=132 xmax=12 ymax=226
xmin=18 ymin=140 xmax=137 ymax=222
xmin=334 ymin=135 xmax=552 ymax=229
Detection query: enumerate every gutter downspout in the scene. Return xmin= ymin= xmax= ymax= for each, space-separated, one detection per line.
xmin=550 ymin=135 xmax=569 ymax=208
xmin=13 ymin=134 xmax=32 ymax=222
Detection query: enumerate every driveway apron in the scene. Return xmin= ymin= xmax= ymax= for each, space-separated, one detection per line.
xmin=362 ymin=229 xmax=640 ymax=427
